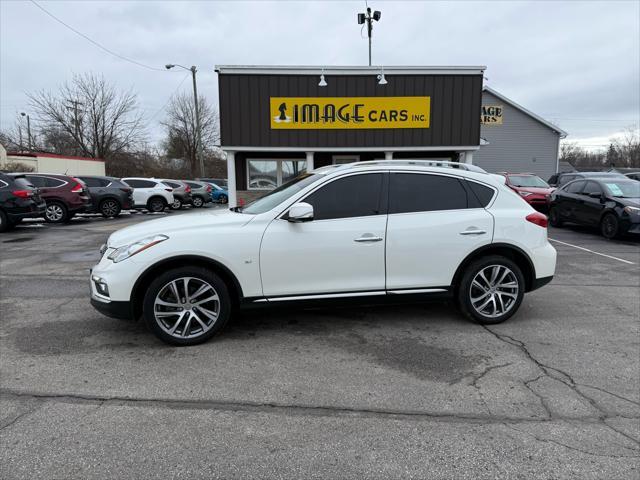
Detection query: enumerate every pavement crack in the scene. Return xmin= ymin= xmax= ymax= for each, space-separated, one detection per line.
xmin=0 ymin=401 xmax=43 ymax=432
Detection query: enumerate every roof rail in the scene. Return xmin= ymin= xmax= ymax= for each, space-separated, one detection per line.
xmin=354 ymin=160 xmax=488 ymax=174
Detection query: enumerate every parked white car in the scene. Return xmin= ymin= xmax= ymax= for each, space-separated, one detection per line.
xmin=121 ymin=177 xmax=175 ymax=213
xmin=93 ymin=161 xmax=556 ymax=345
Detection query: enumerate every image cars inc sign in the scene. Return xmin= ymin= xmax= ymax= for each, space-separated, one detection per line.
xmin=481 ymin=105 xmax=503 ymax=125
xmin=269 ymin=96 xmax=431 ymax=129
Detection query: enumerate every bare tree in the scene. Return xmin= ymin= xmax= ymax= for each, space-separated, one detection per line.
xmin=610 ymin=126 xmax=640 ymax=168
xmin=161 ymin=92 xmax=219 ymax=176
xmin=27 ymin=73 xmax=145 ymax=159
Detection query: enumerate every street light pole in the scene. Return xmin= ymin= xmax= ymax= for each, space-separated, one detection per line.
xmin=166 ymin=63 xmax=205 ymax=177
xmin=358 ymin=7 xmax=381 ymax=66
xmin=20 ymin=112 xmax=32 ymax=151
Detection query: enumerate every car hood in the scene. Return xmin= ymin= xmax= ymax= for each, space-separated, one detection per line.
xmin=617 ymin=197 xmax=640 ymax=207
xmin=514 ymin=186 xmax=554 ymax=195
xmin=107 ymin=209 xmax=253 ymax=247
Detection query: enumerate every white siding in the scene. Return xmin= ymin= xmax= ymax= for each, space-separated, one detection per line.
xmin=474 ymin=91 xmax=561 ymax=180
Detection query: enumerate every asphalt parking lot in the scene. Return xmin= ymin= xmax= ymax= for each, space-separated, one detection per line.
xmin=1 ymin=209 xmax=639 ymax=479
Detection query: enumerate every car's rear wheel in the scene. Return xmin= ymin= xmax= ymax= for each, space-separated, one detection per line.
xmin=142 ymin=267 xmax=231 ymax=346
xmin=192 ymin=196 xmax=204 ymax=208
xmin=147 ymin=197 xmax=166 ymax=213
xmin=170 ymin=198 xmax=182 ymax=210
xmin=457 ymin=255 xmax=525 ymax=325
xmin=549 ymin=207 xmax=563 ymax=227
xmin=600 ymin=213 xmax=620 ymax=239
xmin=44 ymin=201 xmax=68 ymax=223
xmin=0 ymin=210 xmax=14 ymax=232
xmin=100 ymin=198 xmax=121 ymax=218
xmin=218 ymin=194 xmax=228 ymax=204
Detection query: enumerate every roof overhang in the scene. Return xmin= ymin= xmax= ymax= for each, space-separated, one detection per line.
xmin=483 ymin=86 xmax=568 ymax=137
xmin=215 ymin=65 xmax=486 ymax=76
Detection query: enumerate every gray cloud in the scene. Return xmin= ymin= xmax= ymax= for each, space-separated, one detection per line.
xmin=1 ymin=0 xmax=638 ymax=150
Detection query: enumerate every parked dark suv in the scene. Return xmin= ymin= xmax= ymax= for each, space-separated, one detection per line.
xmin=548 ymin=171 xmax=626 ymax=188
xmin=10 ymin=173 xmax=91 ymax=223
xmin=0 ymin=173 xmax=46 ymax=232
xmin=77 ymin=175 xmax=134 ymax=218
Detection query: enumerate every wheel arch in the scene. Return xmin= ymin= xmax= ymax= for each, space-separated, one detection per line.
xmin=130 ymin=255 xmax=244 ymax=320
xmin=451 ymin=243 xmax=536 ymax=294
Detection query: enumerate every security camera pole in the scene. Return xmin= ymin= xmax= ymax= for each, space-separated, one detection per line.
xmin=358 ymin=7 xmax=381 ymax=66
xmin=166 ymin=64 xmax=205 ymax=177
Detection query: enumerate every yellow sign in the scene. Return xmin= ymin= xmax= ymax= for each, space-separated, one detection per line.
xmin=270 ymin=96 xmax=430 ymax=129
xmin=481 ymin=105 xmax=503 ymax=125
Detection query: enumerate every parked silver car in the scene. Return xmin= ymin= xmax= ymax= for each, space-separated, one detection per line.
xmin=182 ymin=180 xmax=213 ymax=208
xmin=157 ymin=179 xmax=192 ymax=210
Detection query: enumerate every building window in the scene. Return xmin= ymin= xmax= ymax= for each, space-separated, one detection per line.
xmin=332 ymin=155 xmax=360 ymax=165
xmin=247 ymin=159 xmax=307 ymax=190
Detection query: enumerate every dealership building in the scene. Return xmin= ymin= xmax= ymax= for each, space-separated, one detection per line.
xmin=216 ymin=65 xmax=566 ymax=207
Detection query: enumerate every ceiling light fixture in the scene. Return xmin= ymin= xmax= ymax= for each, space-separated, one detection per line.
xmin=377 ymin=66 xmax=387 ymax=85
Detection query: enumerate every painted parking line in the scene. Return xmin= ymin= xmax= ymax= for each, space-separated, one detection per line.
xmin=548 ymin=238 xmax=636 ymax=265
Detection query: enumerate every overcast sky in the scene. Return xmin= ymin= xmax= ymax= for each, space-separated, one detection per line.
xmin=1 ymin=0 xmax=638 ymax=150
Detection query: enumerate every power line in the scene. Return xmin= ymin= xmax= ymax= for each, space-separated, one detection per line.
xmin=29 ymin=0 xmax=169 ymax=72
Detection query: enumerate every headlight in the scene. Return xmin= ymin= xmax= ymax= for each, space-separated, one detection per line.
xmin=107 ymin=235 xmax=168 ymax=263
xmin=519 ymin=191 xmax=532 ymax=197
xmin=623 ymin=206 xmax=640 ymax=215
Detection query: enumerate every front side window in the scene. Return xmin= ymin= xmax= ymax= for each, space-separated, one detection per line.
xmin=302 ymin=173 xmax=385 ymax=220
xmin=389 ymin=173 xmax=468 ymax=214
xmin=242 ymin=173 xmax=322 ymax=215
xmin=247 ymin=159 xmax=307 ymax=190
xmin=582 ymin=181 xmax=602 ymax=196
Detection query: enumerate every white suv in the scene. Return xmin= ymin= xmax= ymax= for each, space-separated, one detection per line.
xmin=121 ymin=177 xmax=175 ymax=213
xmin=92 ymin=161 xmax=556 ymax=345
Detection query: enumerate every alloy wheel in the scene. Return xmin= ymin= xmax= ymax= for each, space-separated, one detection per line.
xmin=101 ymin=200 xmax=119 ymax=217
xmin=149 ymin=199 xmax=164 ymax=212
xmin=153 ymin=277 xmax=220 ymax=339
xmin=469 ymin=265 xmax=519 ymax=318
xmin=192 ymin=197 xmax=203 ymax=208
xmin=172 ymin=199 xmax=182 ymax=209
xmin=45 ymin=204 xmax=64 ymax=222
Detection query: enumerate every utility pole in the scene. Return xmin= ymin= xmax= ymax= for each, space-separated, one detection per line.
xmin=66 ymin=99 xmax=83 ymax=155
xmin=358 ymin=7 xmax=381 ymax=66
xmin=166 ymin=64 xmax=206 ymax=177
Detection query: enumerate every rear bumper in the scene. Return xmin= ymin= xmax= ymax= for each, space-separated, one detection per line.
xmin=530 ymin=275 xmax=554 ymax=291
xmin=6 ymin=201 xmax=46 ymax=220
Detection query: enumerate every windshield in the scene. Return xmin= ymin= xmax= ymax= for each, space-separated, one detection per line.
xmin=602 ymin=180 xmax=640 ymax=198
xmin=508 ymin=175 xmax=549 ymax=188
xmin=241 ymin=173 xmax=323 ymax=215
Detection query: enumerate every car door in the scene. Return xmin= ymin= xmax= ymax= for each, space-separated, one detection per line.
xmin=123 ymin=179 xmax=149 ymax=206
xmin=385 ymin=172 xmax=495 ymax=290
xmin=579 ymin=181 xmax=605 ymax=225
xmin=558 ymin=180 xmax=586 ymax=223
xmin=259 ymin=172 xmax=387 ymax=298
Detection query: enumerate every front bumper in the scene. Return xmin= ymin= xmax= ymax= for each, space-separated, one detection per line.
xmin=90 ymin=297 xmax=133 ymax=320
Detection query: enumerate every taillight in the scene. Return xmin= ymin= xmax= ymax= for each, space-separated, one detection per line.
xmin=185 ymin=185 xmax=191 ymax=193
xmin=206 ymin=185 xmax=212 ymax=192
xmin=71 ymin=183 xmax=83 ymax=193
xmin=120 ymin=188 xmax=132 ymax=193
xmin=12 ymin=189 xmax=32 ymax=198
xmin=526 ymin=212 xmax=548 ymax=228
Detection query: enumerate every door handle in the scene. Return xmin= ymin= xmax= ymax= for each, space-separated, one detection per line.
xmin=354 ymin=235 xmax=383 ymax=243
xmin=459 ymin=229 xmax=487 ymax=236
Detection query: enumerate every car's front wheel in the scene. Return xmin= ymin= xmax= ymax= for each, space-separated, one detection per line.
xmin=457 ymin=255 xmax=525 ymax=325
xmin=142 ymin=267 xmax=231 ymax=346
xmin=600 ymin=213 xmax=620 ymax=239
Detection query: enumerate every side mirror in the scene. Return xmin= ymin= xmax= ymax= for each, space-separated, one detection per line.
xmin=588 ymin=192 xmax=602 ymax=199
xmin=288 ymin=202 xmax=314 ymax=222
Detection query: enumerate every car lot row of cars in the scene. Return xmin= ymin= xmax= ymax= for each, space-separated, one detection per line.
xmin=0 ymin=172 xmax=229 ymax=232
xmin=497 ymin=170 xmax=640 ymax=239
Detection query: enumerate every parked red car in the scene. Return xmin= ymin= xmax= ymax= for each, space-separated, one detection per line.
xmin=9 ymin=173 xmax=92 ymax=223
xmin=497 ymin=172 xmax=555 ymax=211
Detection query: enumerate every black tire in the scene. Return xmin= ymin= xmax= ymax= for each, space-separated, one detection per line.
xmin=142 ymin=266 xmax=232 ymax=346
xmin=600 ymin=213 xmax=620 ymax=239
xmin=44 ymin=201 xmax=69 ymax=223
xmin=170 ymin=198 xmax=182 ymax=210
xmin=100 ymin=198 xmax=121 ymax=218
xmin=0 ymin=210 xmax=15 ymax=233
xmin=218 ymin=194 xmax=228 ymax=204
xmin=147 ymin=196 xmax=166 ymax=213
xmin=549 ymin=207 xmax=563 ymax=227
xmin=457 ymin=255 xmax=526 ymax=325
xmin=192 ymin=196 xmax=204 ymax=208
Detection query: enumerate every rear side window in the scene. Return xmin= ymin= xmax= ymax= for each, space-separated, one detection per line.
xmin=302 ymin=173 xmax=384 ymax=220
xmin=466 ymin=181 xmax=495 ymax=207
xmin=42 ymin=177 xmax=65 ymax=188
xmin=13 ymin=177 xmax=33 ymax=189
xmin=162 ymin=181 xmax=181 ymax=188
xmin=566 ymin=181 xmax=586 ymax=194
xmin=389 ymin=173 xmax=468 ymax=214
xmin=125 ymin=179 xmax=156 ymax=188
xmin=0 ymin=179 xmax=8 ymax=189
xmin=186 ymin=182 xmax=201 ymax=189
xmin=80 ymin=177 xmax=102 ymax=187
xmin=25 ymin=175 xmax=46 ymax=188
